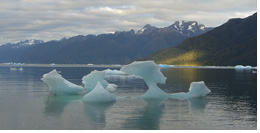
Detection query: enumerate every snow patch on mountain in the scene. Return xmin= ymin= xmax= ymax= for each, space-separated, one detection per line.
xmin=137 ymin=20 xmax=213 ymax=37
xmin=2 ymin=39 xmax=44 ymax=48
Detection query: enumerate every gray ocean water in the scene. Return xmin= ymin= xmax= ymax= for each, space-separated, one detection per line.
xmin=0 ymin=66 xmax=257 ymax=130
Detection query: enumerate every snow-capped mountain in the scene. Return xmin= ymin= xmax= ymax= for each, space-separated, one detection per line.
xmin=137 ymin=21 xmax=213 ymax=37
xmin=0 ymin=20 xmax=213 ymax=64
xmin=136 ymin=24 xmax=157 ymax=34
xmin=3 ymin=39 xmax=44 ymax=48
xmin=167 ymin=20 xmax=212 ymax=37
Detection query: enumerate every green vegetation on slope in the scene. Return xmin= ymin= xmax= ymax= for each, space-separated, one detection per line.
xmin=144 ymin=13 xmax=257 ymax=66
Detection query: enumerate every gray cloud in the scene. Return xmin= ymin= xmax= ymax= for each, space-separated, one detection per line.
xmin=0 ymin=0 xmax=257 ymax=44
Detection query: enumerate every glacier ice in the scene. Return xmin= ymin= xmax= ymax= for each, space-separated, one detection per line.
xmin=121 ymin=61 xmax=169 ymax=99
xmin=82 ymin=70 xmax=117 ymax=93
xmin=41 ymin=69 xmax=84 ymax=95
xmin=171 ymin=81 xmax=211 ymax=99
xmin=82 ymin=82 xmax=116 ymax=103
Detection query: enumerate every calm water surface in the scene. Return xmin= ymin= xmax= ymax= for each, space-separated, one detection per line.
xmin=0 ymin=66 xmax=257 ymax=130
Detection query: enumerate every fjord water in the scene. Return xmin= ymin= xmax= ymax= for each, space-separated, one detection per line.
xmin=0 ymin=66 xmax=256 ymax=130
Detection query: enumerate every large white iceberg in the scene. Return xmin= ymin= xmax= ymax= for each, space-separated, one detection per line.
xmin=41 ymin=69 xmax=84 ymax=95
xmin=82 ymin=82 xmax=116 ymax=103
xmin=121 ymin=61 xmax=211 ymax=99
xmin=171 ymin=81 xmax=211 ymax=99
xmin=120 ymin=61 xmax=169 ymax=99
xmin=41 ymin=61 xmax=211 ymax=103
xmin=82 ymin=70 xmax=117 ymax=93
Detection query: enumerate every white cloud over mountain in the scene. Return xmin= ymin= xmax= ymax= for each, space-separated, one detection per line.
xmin=0 ymin=0 xmax=256 ymax=44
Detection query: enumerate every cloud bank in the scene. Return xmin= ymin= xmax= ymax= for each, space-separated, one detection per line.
xmin=0 ymin=0 xmax=257 ymax=44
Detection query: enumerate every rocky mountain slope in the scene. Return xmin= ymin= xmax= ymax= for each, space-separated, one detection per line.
xmin=144 ymin=13 xmax=257 ymax=66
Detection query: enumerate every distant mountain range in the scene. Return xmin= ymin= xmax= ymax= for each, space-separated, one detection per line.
xmin=136 ymin=21 xmax=212 ymax=37
xmin=2 ymin=39 xmax=44 ymax=48
xmin=0 ymin=20 xmax=212 ymax=64
xmin=144 ymin=13 xmax=257 ymax=66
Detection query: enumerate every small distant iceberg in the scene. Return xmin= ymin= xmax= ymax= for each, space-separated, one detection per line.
xmin=41 ymin=69 xmax=84 ymax=95
xmin=104 ymin=68 xmax=139 ymax=81
xmin=171 ymin=81 xmax=211 ymax=100
xmin=82 ymin=82 xmax=116 ymax=103
xmin=10 ymin=67 xmax=17 ymax=71
xmin=252 ymin=70 xmax=257 ymax=74
xmin=159 ymin=64 xmax=175 ymax=68
xmin=103 ymin=69 xmax=126 ymax=75
xmin=114 ymin=64 xmax=122 ymax=67
xmin=10 ymin=67 xmax=23 ymax=72
xmin=235 ymin=65 xmax=252 ymax=69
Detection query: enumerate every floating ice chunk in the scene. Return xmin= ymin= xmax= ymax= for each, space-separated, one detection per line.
xmin=82 ymin=82 xmax=116 ymax=103
xmin=235 ymin=65 xmax=252 ymax=69
xmin=104 ymin=68 xmax=139 ymax=81
xmin=235 ymin=65 xmax=244 ymax=68
xmin=105 ymin=84 xmax=117 ymax=93
xmin=245 ymin=66 xmax=252 ymax=69
xmin=41 ymin=69 xmax=84 ymax=95
xmin=104 ymin=69 xmax=126 ymax=75
xmin=82 ymin=70 xmax=109 ymax=92
xmin=235 ymin=65 xmax=246 ymax=69
xmin=19 ymin=67 xmax=23 ymax=71
xmin=82 ymin=70 xmax=117 ymax=93
xmin=159 ymin=64 xmax=170 ymax=68
xmin=105 ymin=74 xmax=138 ymax=82
xmin=114 ymin=64 xmax=122 ymax=67
xmin=121 ymin=61 xmax=169 ymax=99
xmin=159 ymin=64 xmax=175 ymax=68
xmin=10 ymin=67 xmax=23 ymax=72
xmin=10 ymin=67 xmax=17 ymax=71
xmin=171 ymin=81 xmax=211 ymax=99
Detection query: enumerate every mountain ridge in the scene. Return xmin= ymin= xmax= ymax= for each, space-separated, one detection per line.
xmin=143 ymin=13 xmax=257 ymax=66
xmin=0 ymin=20 xmax=212 ymax=64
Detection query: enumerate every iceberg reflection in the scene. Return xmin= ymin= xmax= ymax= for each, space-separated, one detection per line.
xmin=122 ymin=98 xmax=165 ymax=130
xmin=83 ymin=102 xmax=115 ymax=129
xmin=44 ymin=94 xmax=82 ymax=116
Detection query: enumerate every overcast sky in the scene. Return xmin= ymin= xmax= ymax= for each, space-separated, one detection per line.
xmin=0 ymin=0 xmax=257 ymax=45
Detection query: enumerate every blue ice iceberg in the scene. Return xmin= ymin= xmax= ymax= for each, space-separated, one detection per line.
xmin=121 ymin=61 xmax=169 ymax=99
xmin=159 ymin=64 xmax=175 ymax=68
xmin=171 ymin=81 xmax=211 ymax=99
xmin=41 ymin=69 xmax=84 ymax=95
xmin=104 ymin=68 xmax=139 ymax=82
xmin=121 ymin=61 xmax=211 ymax=100
xmin=82 ymin=70 xmax=117 ymax=93
xmin=82 ymin=82 xmax=116 ymax=103
xmin=235 ymin=65 xmax=252 ymax=69
xmin=41 ymin=61 xmax=211 ymax=103
xmin=104 ymin=69 xmax=126 ymax=75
